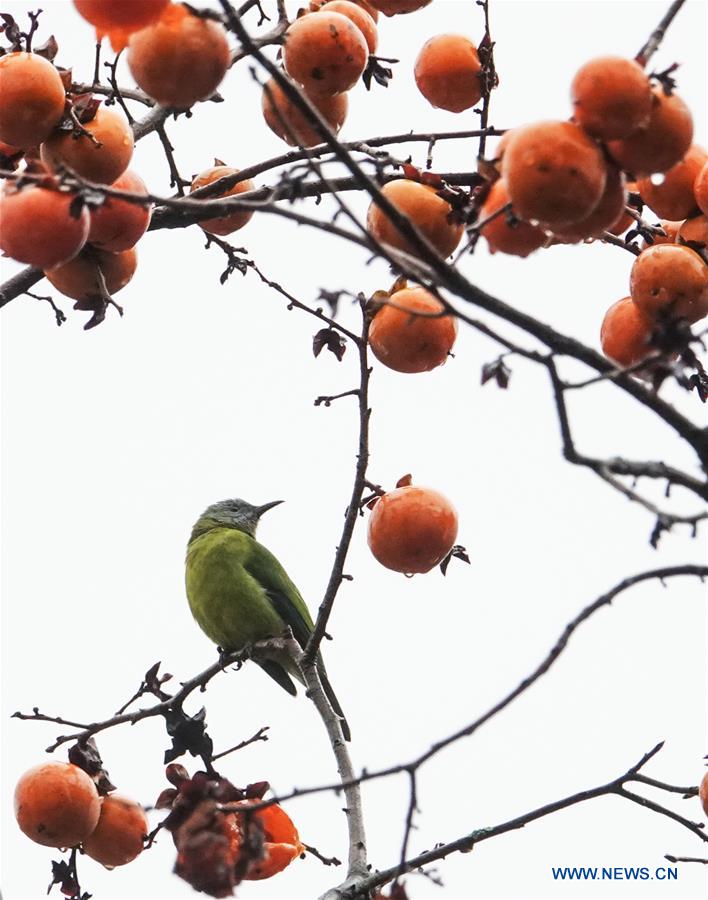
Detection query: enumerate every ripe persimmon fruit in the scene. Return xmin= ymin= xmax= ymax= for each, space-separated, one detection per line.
xmin=368 ymin=482 xmax=458 ymax=574
xmin=15 ymin=762 xmax=101 ymax=848
xmin=0 ymin=52 xmax=66 ymax=148
xmin=190 ymin=165 xmax=255 ymax=236
xmin=127 ymin=4 xmax=230 ymax=109
xmin=310 ymin=0 xmax=379 ymax=21
xmin=368 ymin=0 xmax=431 ymax=15
xmin=233 ymin=801 xmax=304 ymax=880
xmin=630 ymin=244 xmax=708 ymax=323
xmin=677 ymin=215 xmax=708 ymax=254
xmin=607 ymin=179 xmax=636 ymax=236
xmin=695 ymin=161 xmax=708 ymax=215
xmin=283 ymin=11 xmax=368 ymax=97
xmin=502 ymin=120 xmax=607 ymax=228
xmin=88 ymin=170 xmax=152 ymax=251
xmin=700 ymin=772 xmax=708 ymax=817
xmin=637 ymin=144 xmax=706 ymax=220
xmin=368 ymin=286 xmax=457 ymax=373
xmin=73 ymin=0 xmax=170 ymax=50
xmin=41 ymin=106 xmax=134 ymax=185
xmin=414 ymin=34 xmax=482 ymax=114
xmin=600 ymin=297 xmax=655 ymax=368
xmin=552 ymin=164 xmax=627 ymax=243
xmin=606 ymin=87 xmax=693 ymax=176
xmin=366 ymin=178 xmax=464 ymax=258
xmin=262 ymin=78 xmax=348 ymax=147
xmin=318 ymin=1 xmax=378 ymax=53
xmin=478 ymin=178 xmax=547 ymax=257
xmin=0 ymin=179 xmax=89 ymax=268
xmin=571 ymin=56 xmax=652 ymax=140
xmin=45 ymin=246 xmax=137 ymax=301
xmin=82 ymin=794 xmax=148 ymax=868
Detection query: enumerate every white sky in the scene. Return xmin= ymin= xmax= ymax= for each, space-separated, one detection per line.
xmin=1 ymin=1 xmax=707 ymax=899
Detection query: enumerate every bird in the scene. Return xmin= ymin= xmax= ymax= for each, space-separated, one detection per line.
xmin=185 ymin=497 xmax=351 ymax=741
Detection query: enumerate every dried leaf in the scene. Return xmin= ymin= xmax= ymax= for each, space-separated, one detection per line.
xmin=481 ymin=357 xmax=511 ymax=389
xmin=68 ymin=737 xmax=116 ymax=795
xmin=164 ymin=706 xmax=214 ymax=764
xmin=313 ymin=327 xmax=346 ymax=361
xmin=395 ymin=474 xmax=412 ymax=488
xmin=440 ymin=544 xmax=471 ymax=576
xmin=34 ymin=34 xmax=58 ymax=61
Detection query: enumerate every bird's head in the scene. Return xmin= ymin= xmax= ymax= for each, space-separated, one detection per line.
xmin=190 ymin=498 xmax=283 ymax=541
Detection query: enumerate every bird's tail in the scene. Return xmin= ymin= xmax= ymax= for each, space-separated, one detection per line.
xmin=317 ymin=657 xmax=351 ymax=742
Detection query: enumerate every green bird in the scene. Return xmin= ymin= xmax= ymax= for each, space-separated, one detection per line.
xmin=186 ymin=497 xmax=351 ymax=741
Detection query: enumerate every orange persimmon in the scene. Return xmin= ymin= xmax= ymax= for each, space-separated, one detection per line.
xmin=14 ymin=762 xmax=101 ymax=849
xmin=368 ymin=286 xmax=457 ymax=373
xmin=0 ymin=52 xmax=66 ymax=148
xmin=368 ymin=482 xmax=458 ymax=574
xmin=190 ymin=164 xmax=255 ymax=236
xmin=366 ymin=179 xmax=464 ymax=258
xmin=127 ymin=4 xmax=230 ymax=108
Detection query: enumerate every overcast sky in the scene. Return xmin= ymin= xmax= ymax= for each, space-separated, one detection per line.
xmin=1 ymin=2 xmax=707 ymax=899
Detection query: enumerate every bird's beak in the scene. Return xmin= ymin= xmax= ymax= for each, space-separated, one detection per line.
xmin=257 ymin=499 xmax=284 ymax=516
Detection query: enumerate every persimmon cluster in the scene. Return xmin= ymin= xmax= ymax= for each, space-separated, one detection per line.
xmin=14 ymin=760 xmax=148 ymax=869
xmin=0 ymin=33 xmax=149 ymax=323
xmin=601 ymin=157 xmax=708 ymax=369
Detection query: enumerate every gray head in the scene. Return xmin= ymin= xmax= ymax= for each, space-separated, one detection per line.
xmin=191 ymin=498 xmax=283 ymax=541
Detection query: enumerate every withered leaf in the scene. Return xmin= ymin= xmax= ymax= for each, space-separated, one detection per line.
xmin=481 ymin=357 xmax=511 ymax=389
xmin=440 ymin=544 xmax=471 ymax=576
xmin=313 ymin=327 xmax=346 ymax=361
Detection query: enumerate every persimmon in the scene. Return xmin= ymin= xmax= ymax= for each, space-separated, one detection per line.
xmin=700 ymin=772 xmax=708 ymax=817
xmin=366 ymin=179 xmax=464 ymax=258
xmin=45 ymin=246 xmax=138 ymax=301
xmin=14 ymin=762 xmax=101 ymax=848
xmin=637 ymin=144 xmax=706 ymax=220
xmin=502 ymin=120 xmax=607 ymax=228
xmin=414 ymin=35 xmax=482 ymax=113
xmin=127 ymin=4 xmax=230 ymax=109
xmin=368 ymin=286 xmax=457 ymax=373
xmin=552 ymin=164 xmax=627 ymax=243
xmin=571 ymin=56 xmax=652 ymax=140
xmin=88 ymin=170 xmax=152 ymax=251
xmin=82 ymin=795 xmax=148 ymax=868
xmin=0 ymin=180 xmax=89 ymax=268
xmin=41 ymin=106 xmax=134 ymax=185
xmin=283 ymin=11 xmax=368 ymax=97
xmin=233 ymin=800 xmax=304 ymax=880
xmin=695 ymin=161 xmax=708 ymax=215
xmin=677 ymin=215 xmax=708 ymax=254
xmin=600 ymin=297 xmax=655 ymax=368
xmin=73 ymin=0 xmax=170 ymax=51
xmin=310 ymin=0 xmax=379 ymax=21
xmin=479 ymin=178 xmax=546 ymax=257
xmin=262 ymin=78 xmax=348 ymax=146
xmin=606 ymin=87 xmax=693 ymax=176
xmin=0 ymin=52 xmax=66 ymax=148
xmin=368 ymin=482 xmax=458 ymax=574
xmin=607 ymin=180 xmax=635 ymax=236
xmin=318 ymin=1 xmax=378 ymax=53
xmin=368 ymin=0 xmax=431 ymax=15
xmin=190 ymin=165 xmax=255 ymax=236
xmin=630 ymin=244 xmax=708 ymax=323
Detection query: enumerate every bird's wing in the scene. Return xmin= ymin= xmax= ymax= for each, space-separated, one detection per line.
xmin=243 ymin=537 xmax=315 ymax=649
